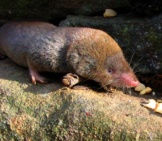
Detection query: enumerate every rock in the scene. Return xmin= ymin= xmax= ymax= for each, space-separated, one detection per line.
xmin=60 ymin=14 xmax=162 ymax=74
xmin=128 ymin=0 xmax=162 ymax=16
xmin=139 ymin=87 xmax=152 ymax=95
xmin=135 ymin=83 xmax=146 ymax=92
xmin=103 ymin=9 xmax=117 ymax=18
xmin=1 ymin=58 xmax=162 ymax=140
xmin=0 ymin=0 xmax=128 ymax=23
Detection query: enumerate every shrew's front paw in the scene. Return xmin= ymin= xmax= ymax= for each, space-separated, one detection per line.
xmin=62 ymin=73 xmax=80 ymax=88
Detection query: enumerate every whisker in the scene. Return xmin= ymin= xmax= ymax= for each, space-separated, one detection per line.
xmin=122 ymin=87 xmax=127 ymax=94
xmin=129 ymin=50 xmax=136 ymax=66
xmin=97 ymin=81 xmax=113 ymax=92
xmin=96 ymin=86 xmax=104 ymax=91
xmin=122 ymin=87 xmax=126 ymax=93
xmin=133 ymin=70 xmax=140 ymax=74
xmin=132 ymin=57 xmax=144 ymax=70
xmin=80 ymin=73 xmax=98 ymax=85
xmin=114 ymin=86 xmax=120 ymax=91
xmin=96 ymin=83 xmax=105 ymax=91
xmin=125 ymin=87 xmax=128 ymax=94
xmin=128 ymin=88 xmax=132 ymax=95
xmin=81 ymin=78 xmax=90 ymax=84
xmin=97 ymin=79 xmax=121 ymax=92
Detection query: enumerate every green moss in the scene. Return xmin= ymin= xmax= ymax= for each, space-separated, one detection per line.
xmin=0 ymin=88 xmax=134 ymax=141
xmin=145 ymin=27 xmax=160 ymax=48
xmin=1 ymin=60 xmax=162 ymax=140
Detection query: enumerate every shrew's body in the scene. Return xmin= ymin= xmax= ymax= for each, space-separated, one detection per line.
xmin=0 ymin=21 xmax=139 ymax=89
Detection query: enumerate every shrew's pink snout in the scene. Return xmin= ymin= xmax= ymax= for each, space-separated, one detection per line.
xmin=121 ymin=73 xmax=139 ymax=87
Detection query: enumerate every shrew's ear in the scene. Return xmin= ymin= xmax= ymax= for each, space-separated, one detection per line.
xmin=76 ymin=55 xmax=96 ymax=77
xmin=67 ymin=49 xmax=96 ymax=78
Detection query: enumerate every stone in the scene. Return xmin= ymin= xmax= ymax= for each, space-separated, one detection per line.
xmin=60 ymin=14 xmax=162 ymax=74
xmin=0 ymin=0 xmax=128 ymax=23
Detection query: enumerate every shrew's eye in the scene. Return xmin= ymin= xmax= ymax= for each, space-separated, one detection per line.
xmin=108 ymin=68 xmax=115 ymax=74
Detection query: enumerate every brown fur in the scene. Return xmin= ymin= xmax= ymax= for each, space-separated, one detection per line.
xmin=0 ymin=21 xmax=139 ymax=89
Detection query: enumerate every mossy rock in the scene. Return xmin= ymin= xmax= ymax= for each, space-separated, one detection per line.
xmin=1 ymin=59 xmax=162 ymax=140
xmin=60 ymin=14 xmax=162 ymax=74
xmin=0 ymin=0 xmax=128 ymax=23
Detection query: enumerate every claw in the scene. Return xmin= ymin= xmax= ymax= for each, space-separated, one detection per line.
xmin=62 ymin=73 xmax=81 ymax=88
xmin=29 ymin=69 xmax=48 ymax=84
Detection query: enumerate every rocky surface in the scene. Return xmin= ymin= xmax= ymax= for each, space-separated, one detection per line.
xmin=0 ymin=0 xmax=162 ymax=74
xmin=1 ymin=0 xmax=162 ymax=140
xmin=60 ymin=14 xmax=162 ymax=74
xmin=1 ymin=59 xmax=162 ymax=141
xmin=0 ymin=0 xmax=128 ymax=24
xmin=128 ymin=0 xmax=162 ymax=16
